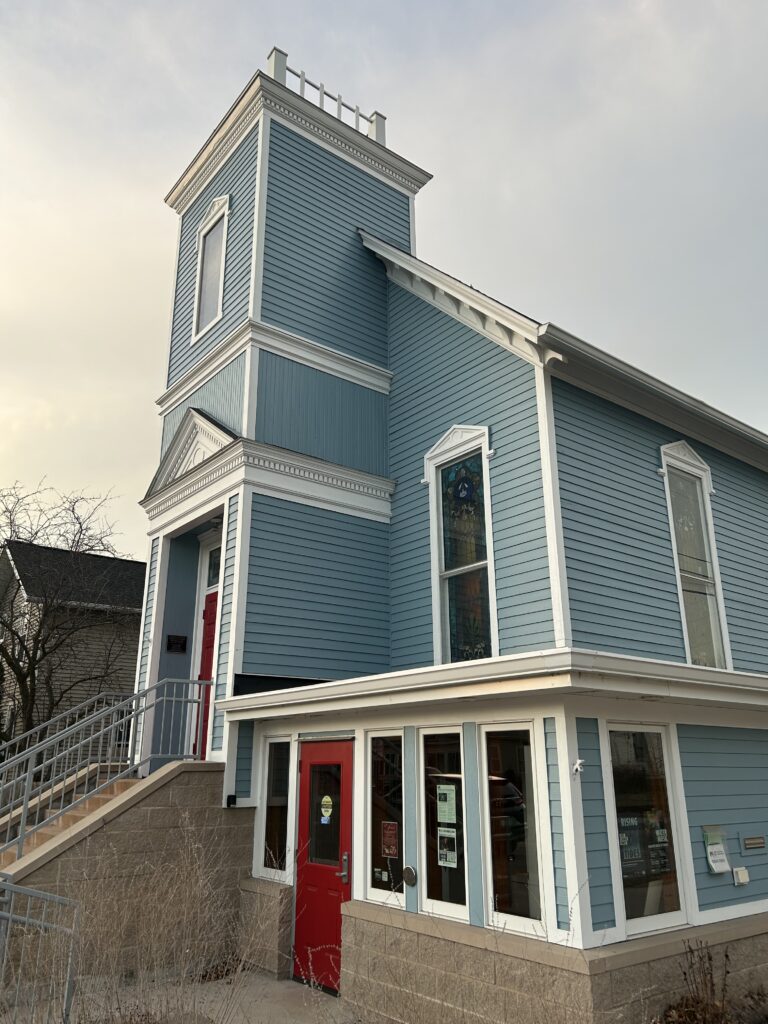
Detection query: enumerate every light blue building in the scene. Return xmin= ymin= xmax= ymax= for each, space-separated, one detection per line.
xmin=138 ymin=48 xmax=768 ymax=1022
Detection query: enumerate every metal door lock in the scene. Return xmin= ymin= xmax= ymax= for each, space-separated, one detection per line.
xmin=335 ymin=851 xmax=349 ymax=884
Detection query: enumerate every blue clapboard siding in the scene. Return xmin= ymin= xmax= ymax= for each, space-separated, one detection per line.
xmin=678 ymin=724 xmax=768 ymax=911
xmin=553 ymin=379 xmax=768 ymax=671
xmin=137 ymin=538 xmax=159 ymax=691
xmin=161 ymin=353 xmax=246 ymax=455
xmin=211 ymin=493 xmax=239 ymax=751
xmin=544 ymin=718 xmax=569 ymax=929
xmin=235 ymin=721 xmax=254 ymax=799
xmin=261 ymin=121 xmax=410 ymax=366
xmin=167 ymin=126 xmax=258 ymax=387
xmin=576 ymin=718 xmax=616 ymax=931
xmin=242 ymin=493 xmax=389 ymax=678
xmin=157 ymin=534 xmax=198 ymax=682
xmin=255 ymin=352 xmax=388 ymax=475
xmin=387 ymin=285 xmax=553 ymax=669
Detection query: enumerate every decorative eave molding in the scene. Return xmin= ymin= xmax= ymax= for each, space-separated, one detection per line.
xmin=157 ymin=319 xmax=391 ymax=416
xmin=166 ymin=73 xmax=432 ymax=214
xmin=360 ymin=231 xmax=564 ymax=370
xmin=142 ymin=438 xmax=394 ymax=524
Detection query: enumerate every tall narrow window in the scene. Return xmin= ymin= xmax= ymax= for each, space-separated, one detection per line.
xmin=192 ymin=196 xmax=229 ymax=339
xmin=609 ymin=729 xmax=680 ymax=922
xmin=662 ymin=443 xmax=728 ymax=669
xmin=263 ymin=741 xmax=290 ymax=871
xmin=370 ymin=736 xmax=403 ymax=895
xmin=423 ymin=732 xmax=466 ymax=909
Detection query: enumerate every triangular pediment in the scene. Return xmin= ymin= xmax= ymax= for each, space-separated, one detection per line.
xmin=424 ymin=425 xmax=489 ymax=471
xmin=145 ymin=409 xmax=238 ymax=498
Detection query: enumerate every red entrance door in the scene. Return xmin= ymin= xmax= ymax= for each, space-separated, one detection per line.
xmin=293 ymin=740 xmax=354 ymax=992
xmin=195 ymin=591 xmax=218 ymax=759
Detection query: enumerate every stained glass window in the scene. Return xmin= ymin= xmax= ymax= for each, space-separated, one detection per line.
xmin=438 ymin=450 xmax=492 ymax=662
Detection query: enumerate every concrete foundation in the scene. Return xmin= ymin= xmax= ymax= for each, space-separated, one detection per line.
xmin=239 ymin=875 xmax=294 ymax=978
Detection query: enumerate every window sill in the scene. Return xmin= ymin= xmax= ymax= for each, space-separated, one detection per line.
xmin=190 ymin=310 xmax=224 ymax=346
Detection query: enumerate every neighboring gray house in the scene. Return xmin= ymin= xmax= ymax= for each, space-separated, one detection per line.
xmin=0 ymin=541 xmax=145 ymax=740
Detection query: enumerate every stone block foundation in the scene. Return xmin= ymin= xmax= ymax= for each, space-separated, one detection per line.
xmin=340 ymin=900 xmax=768 ymax=1024
xmin=239 ymin=875 xmax=294 ymax=978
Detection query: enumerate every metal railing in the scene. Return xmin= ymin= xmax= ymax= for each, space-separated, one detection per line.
xmin=0 ymin=876 xmax=78 ymax=1023
xmin=0 ymin=679 xmax=211 ymax=862
xmin=0 ymin=692 xmax=126 ymax=766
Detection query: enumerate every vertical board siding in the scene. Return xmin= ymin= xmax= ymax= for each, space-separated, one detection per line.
xmin=255 ymin=352 xmax=388 ymax=475
xmin=678 ymin=724 xmax=768 ymax=911
xmin=403 ymin=726 xmax=419 ymax=913
xmin=544 ymin=718 xmax=569 ymax=930
xmin=387 ymin=285 xmax=553 ymax=669
xmin=553 ymin=379 xmax=768 ymax=671
xmin=243 ymin=493 xmax=389 ymax=679
xmin=211 ymin=494 xmax=239 ymax=751
xmin=261 ymin=121 xmax=410 ymax=366
xmin=167 ymin=126 xmax=258 ymax=387
xmin=576 ymin=718 xmax=616 ymax=931
xmin=157 ymin=535 xmax=198 ymax=683
xmin=235 ymin=721 xmax=254 ymax=798
xmin=161 ymin=353 xmax=246 ymax=454
xmin=136 ymin=538 xmax=159 ymax=691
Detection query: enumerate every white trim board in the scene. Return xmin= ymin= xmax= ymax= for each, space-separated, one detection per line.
xmin=248 ymin=112 xmax=271 ymax=322
xmin=190 ymin=195 xmax=230 ymax=345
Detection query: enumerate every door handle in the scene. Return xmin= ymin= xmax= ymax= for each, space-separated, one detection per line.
xmin=335 ymin=851 xmax=349 ymax=884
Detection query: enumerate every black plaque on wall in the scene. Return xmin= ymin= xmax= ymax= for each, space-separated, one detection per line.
xmin=166 ymin=634 xmax=187 ymax=653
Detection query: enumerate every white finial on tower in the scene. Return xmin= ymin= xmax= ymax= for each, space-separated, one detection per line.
xmin=267 ymin=47 xmax=287 ymax=85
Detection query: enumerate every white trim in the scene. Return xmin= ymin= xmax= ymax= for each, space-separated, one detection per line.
xmin=660 ymin=441 xmax=732 ymax=671
xmin=424 ymin=425 xmax=499 ymax=665
xmin=191 ymin=196 xmax=230 ymax=344
xmin=559 ymin=714 xmax=589 ymax=947
xmin=157 ymin=320 xmax=391 ymax=416
xmin=408 ymin=195 xmax=416 ymax=255
xmin=165 ymin=73 xmax=431 ymax=213
xmin=535 ymin=365 xmax=571 ymax=647
xmin=143 ymin=438 xmax=395 ymax=526
xmin=253 ymin=733 xmax=297 ymax=885
xmin=165 ymin=214 xmax=183 ymax=376
xmin=231 ymin=484 xmax=253 ymax=675
xmin=189 ymin=530 xmax=223 ymax=700
xmin=248 ymin=112 xmax=271 ymax=321
xmin=478 ymin=720 xmax=548 ymax=939
xmin=364 ymin=730 xmax=406 ymax=910
xmin=417 ymin=726 xmax=470 ymax=922
xmin=149 ymin=408 xmax=236 ymax=496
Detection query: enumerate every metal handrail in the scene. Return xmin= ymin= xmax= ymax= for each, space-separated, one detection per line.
xmin=0 ymin=690 xmax=126 ymax=761
xmin=0 ymin=678 xmax=211 ymax=861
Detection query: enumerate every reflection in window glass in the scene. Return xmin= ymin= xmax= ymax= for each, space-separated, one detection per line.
xmin=197 ymin=216 xmax=225 ymax=332
xmin=423 ymin=734 xmax=465 ymax=906
xmin=485 ymin=730 xmax=540 ymax=920
xmin=610 ymin=730 xmax=680 ymax=920
xmin=667 ymin=467 xmax=725 ymax=668
xmin=263 ymin=742 xmax=290 ymax=871
xmin=370 ymin=737 xmax=403 ymax=894
xmin=309 ymin=763 xmax=341 ymax=866
xmin=447 ymin=568 xmax=491 ymax=662
xmin=206 ymin=547 xmax=221 ymax=589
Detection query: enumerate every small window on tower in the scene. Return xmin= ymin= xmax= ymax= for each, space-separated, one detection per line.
xmin=192 ymin=197 xmax=229 ymax=340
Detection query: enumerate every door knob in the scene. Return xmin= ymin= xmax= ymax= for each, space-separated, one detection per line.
xmin=335 ymin=851 xmax=349 ymax=884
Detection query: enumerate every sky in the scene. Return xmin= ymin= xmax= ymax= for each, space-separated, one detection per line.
xmin=1 ymin=0 xmax=766 ymax=559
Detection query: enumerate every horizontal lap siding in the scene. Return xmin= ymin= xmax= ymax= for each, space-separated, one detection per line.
xmin=553 ymin=380 xmax=686 ymax=661
xmin=678 ymin=724 xmax=768 ymax=911
xmin=211 ymin=494 xmax=239 ymax=751
xmin=161 ymin=353 xmax=246 ymax=454
xmin=553 ymin=379 xmax=768 ymax=671
xmin=243 ymin=494 xmax=389 ymax=678
xmin=261 ymin=122 xmax=410 ymax=366
xmin=167 ymin=127 xmax=258 ymax=387
xmin=235 ymin=721 xmax=254 ymax=798
xmin=544 ymin=718 xmax=569 ymax=929
xmin=388 ymin=285 xmax=552 ymax=669
xmin=255 ymin=352 xmax=387 ymax=475
xmin=137 ymin=538 xmax=159 ymax=691
xmin=576 ymin=718 xmax=616 ymax=931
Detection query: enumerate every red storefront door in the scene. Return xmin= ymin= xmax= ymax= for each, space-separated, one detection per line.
xmin=194 ymin=591 xmax=218 ymax=759
xmin=293 ymin=740 xmax=354 ymax=992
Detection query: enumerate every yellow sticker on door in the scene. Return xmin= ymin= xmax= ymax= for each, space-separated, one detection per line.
xmin=320 ymin=795 xmax=333 ymax=824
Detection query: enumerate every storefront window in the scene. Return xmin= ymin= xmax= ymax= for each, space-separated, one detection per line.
xmin=485 ymin=730 xmax=540 ymax=920
xmin=609 ymin=730 xmax=680 ymax=920
xmin=423 ymin=733 xmax=466 ymax=907
xmin=370 ymin=736 xmax=403 ymax=895
xmin=263 ymin=741 xmax=290 ymax=871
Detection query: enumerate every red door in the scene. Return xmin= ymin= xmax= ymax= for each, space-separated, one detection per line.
xmin=195 ymin=591 xmax=218 ymax=759
xmin=293 ymin=740 xmax=354 ymax=992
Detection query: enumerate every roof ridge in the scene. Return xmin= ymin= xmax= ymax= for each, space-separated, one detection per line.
xmin=5 ymin=539 xmax=143 ymax=565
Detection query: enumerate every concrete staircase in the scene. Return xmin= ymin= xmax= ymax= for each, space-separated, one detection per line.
xmin=0 ymin=778 xmax=139 ymax=869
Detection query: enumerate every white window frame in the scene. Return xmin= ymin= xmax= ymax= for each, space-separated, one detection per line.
xmin=659 ymin=441 xmax=732 ymax=670
xmin=253 ymin=733 xmax=297 ymax=885
xmin=424 ymin=425 xmax=499 ymax=665
xmin=365 ymin=730 xmax=406 ymax=909
xmin=601 ymin=721 xmax=689 ymax=937
xmin=418 ymin=726 xmax=470 ymax=922
xmin=479 ymin=721 xmax=548 ymax=938
xmin=191 ymin=195 xmax=230 ymax=344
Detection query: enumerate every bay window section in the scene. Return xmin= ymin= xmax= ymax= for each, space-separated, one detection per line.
xmin=369 ymin=736 xmax=403 ymax=896
xmin=423 ymin=733 xmax=466 ymax=911
xmin=484 ymin=729 xmax=540 ymax=921
xmin=263 ymin=741 xmax=290 ymax=871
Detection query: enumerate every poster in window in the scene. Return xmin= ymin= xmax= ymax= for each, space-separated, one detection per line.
xmin=437 ymin=827 xmax=458 ymax=868
xmin=382 ymin=821 xmax=399 ymax=859
xmin=437 ymin=784 xmax=457 ymax=824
